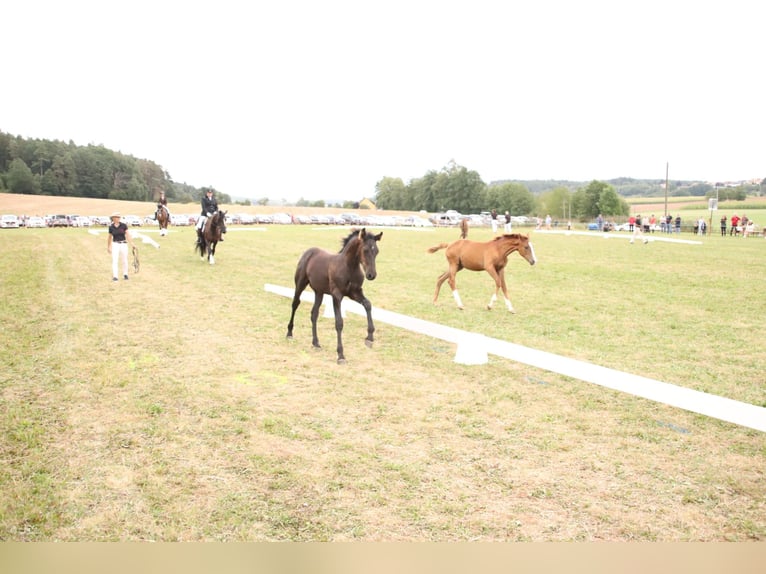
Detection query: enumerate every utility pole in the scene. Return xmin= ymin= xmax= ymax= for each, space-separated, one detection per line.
xmin=664 ymin=162 xmax=669 ymax=218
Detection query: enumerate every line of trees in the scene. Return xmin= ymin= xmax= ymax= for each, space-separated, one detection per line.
xmin=0 ymin=131 xmax=231 ymax=205
xmin=375 ymin=161 xmax=631 ymax=220
xmin=4 ymin=130 xmax=759 ymax=217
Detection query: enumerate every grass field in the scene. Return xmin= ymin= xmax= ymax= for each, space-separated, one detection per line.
xmin=1 ymin=194 xmax=765 ymax=541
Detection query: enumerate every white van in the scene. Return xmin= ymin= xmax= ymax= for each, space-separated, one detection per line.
xmin=431 ymin=211 xmax=463 ymax=226
xmin=0 ymin=214 xmax=20 ymax=228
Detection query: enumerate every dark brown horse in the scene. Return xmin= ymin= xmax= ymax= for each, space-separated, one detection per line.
xmin=195 ymin=210 xmax=227 ymax=265
xmin=287 ymin=228 xmax=383 ymax=364
xmin=428 ymin=233 xmax=536 ymax=312
xmin=156 ymin=205 xmax=170 ymax=237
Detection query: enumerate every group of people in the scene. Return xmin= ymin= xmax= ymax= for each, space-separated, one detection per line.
xmin=721 ymin=214 xmax=756 ymax=237
xmin=660 ymin=215 xmax=682 ymax=233
xmin=490 ymin=209 xmax=513 ymax=233
xmin=107 ymin=188 xmax=223 ymax=281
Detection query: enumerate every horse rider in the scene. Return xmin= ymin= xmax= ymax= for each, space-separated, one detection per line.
xmin=155 ymin=190 xmax=169 ymax=220
xmin=196 ymin=188 xmax=224 ymax=240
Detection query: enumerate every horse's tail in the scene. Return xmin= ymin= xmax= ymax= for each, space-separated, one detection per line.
xmin=460 ymin=218 xmax=468 ymax=239
xmin=427 ymin=243 xmax=449 ymax=254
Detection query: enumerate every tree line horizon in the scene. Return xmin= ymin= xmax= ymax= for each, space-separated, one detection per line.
xmin=1 ymin=132 xmax=761 ymax=219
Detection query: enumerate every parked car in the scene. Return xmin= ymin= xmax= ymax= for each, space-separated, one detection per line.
xmin=326 ymin=214 xmax=346 ymax=225
xmin=71 ymin=215 xmax=91 ymax=227
xmin=271 ymin=212 xmax=293 ymax=224
xmin=122 ymin=215 xmax=142 ymax=226
xmin=171 ymin=214 xmax=190 ymax=226
xmin=339 ymin=213 xmax=362 ymax=225
xmin=466 ymin=214 xmax=485 ymax=226
xmin=90 ymin=215 xmax=110 ymax=226
xmin=403 ymin=216 xmax=433 ymax=227
xmin=50 ymin=214 xmax=69 ymax=227
xmin=430 ymin=213 xmax=462 ymax=226
xmin=0 ymin=214 xmax=20 ymax=228
xmin=26 ymin=216 xmax=46 ymax=228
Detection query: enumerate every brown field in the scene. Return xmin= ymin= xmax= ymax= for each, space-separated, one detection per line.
xmin=627 ymin=195 xmax=766 ymax=216
xmin=0 ymin=193 xmax=409 ymax=219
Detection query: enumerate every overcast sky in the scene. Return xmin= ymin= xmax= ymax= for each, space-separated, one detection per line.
xmin=4 ymin=1 xmax=763 ymax=201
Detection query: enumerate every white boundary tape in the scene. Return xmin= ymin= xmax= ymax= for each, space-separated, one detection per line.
xmin=265 ymin=283 xmax=766 ymax=433
xmin=536 ymin=229 xmax=703 ymax=245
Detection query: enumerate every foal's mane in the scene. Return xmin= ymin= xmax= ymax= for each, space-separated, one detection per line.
xmin=494 ymin=233 xmax=526 ymax=242
xmin=339 ymin=228 xmax=363 ymax=253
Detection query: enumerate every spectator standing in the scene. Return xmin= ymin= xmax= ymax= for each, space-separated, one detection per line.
xmin=730 ymin=214 xmax=740 ymax=236
xmin=674 ymin=215 xmax=682 ymax=233
xmin=720 ymin=215 xmax=727 ymax=236
xmin=491 ymin=209 xmax=498 ymax=233
xmin=665 ymin=214 xmax=673 ymax=233
xmin=504 ymin=211 xmax=512 ymax=233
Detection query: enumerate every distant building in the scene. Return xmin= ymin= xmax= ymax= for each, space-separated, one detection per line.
xmin=359 ymin=197 xmax=377 ymax=210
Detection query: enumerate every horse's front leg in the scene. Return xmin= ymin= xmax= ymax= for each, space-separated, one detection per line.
xmin=484 ymin=267 xmax=508 ymax=312
xmin=332 ymin=296 xmax=346 ymax=364
xmin=310 ymin=292 xmax=323 ymax=349
xmin=209 ymin=241 xmax=216 ymax=265
xmin=349 ymin=290 xmax=375 ymax=348
xmin=491 ymin=269 xmax=514 ymax=313
xmin=361 ymin=296 xmax=375 ymax=347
